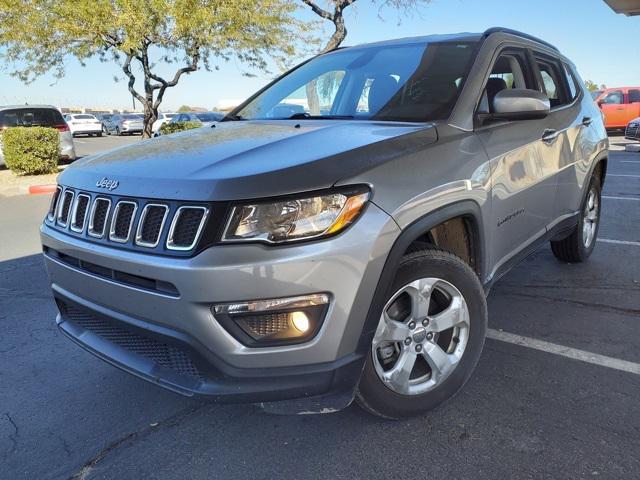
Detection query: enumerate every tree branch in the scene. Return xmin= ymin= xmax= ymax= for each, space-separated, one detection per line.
xmin=301 ymin=0 xmax=334 ymax=20
xmin=121 ymin=53 xmax=145 ymax=104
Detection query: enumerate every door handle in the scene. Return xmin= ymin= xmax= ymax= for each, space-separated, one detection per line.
xmin=581 ymin=116 xmax=592 ymax=127
xmin=541 ymin=129 xmax=559 ymax=144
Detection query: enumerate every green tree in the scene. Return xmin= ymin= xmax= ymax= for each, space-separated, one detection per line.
xmin=0 ymin=0 xmax=305 ymax=138
xmin=177 ymin=105 xmax=192 ymax=113
xmin=300 ymin=0 xmax=431 ymax=114
xmin=585 ymin=80 xmax=606 ymax=92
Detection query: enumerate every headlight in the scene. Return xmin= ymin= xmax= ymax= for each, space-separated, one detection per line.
xmin=222 ymin=188 xmax=370 ymax=244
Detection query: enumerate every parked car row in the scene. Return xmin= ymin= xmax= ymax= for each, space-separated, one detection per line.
xmin=0 ymin=105 xmax=76 ymax=166
xmin=153 ymin=111 xmax=224 ymax=136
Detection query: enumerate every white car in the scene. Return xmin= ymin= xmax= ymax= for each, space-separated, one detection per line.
xmin=151 ymin=113 xmax=177 ymax=135
xmin=0 ymin=105 xmax=76 ymax=166
xmin=64 ymin=114 xmax=103 ymax=137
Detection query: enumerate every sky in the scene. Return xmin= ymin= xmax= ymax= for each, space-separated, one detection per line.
xmin=1 ymin=0 xmax=638 ymax=111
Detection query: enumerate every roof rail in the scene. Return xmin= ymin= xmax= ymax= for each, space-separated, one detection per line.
xmin=483 ymin=27 xmax=559 ymax=52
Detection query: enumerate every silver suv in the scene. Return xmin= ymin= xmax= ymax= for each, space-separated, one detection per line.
xmin=41 ymin=28 xmax=608 ymax=418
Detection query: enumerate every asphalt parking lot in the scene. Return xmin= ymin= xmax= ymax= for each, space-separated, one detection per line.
xmin=72 ymin=134 xmax=141 ymax=159
xmin=1 ymin=136 xmax=639 ymax=479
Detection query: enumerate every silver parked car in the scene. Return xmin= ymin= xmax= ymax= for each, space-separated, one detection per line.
xmin=108 ymin=113 xmax=144 ymax=136
xmin=41 ymin=28 xmax=608 ymax=418
xmin=0 ymin=105 xmax=76 ymax=166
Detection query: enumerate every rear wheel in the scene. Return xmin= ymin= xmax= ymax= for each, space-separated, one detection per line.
xmin=356 ymin=247 xmax=487 ymax=419
xmin=550 ymin=175 xmax=601 ymax=263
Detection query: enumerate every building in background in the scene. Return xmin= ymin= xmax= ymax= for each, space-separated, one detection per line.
xmin=604 ymin=0 xmax=640 ymax=15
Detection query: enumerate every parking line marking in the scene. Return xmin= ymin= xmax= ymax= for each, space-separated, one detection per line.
xmin=487 ymin=329 xmax=640 ymax=376
xmin=621 ymin=161 xmax=640 ymax=164
xmin=598 ymin=238 xmax=640 ymax=247
xmin=602 ymin=195 xmax=640 ymax=201
xmin=608 ymin=174 xmax=640 ymax=178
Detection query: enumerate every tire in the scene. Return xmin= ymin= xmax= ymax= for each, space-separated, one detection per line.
xmin=355 ymin=247 xmax=487 ymax=419
xmin=550 ymin=175 xmax=601 ymax=263
xmin=97 ymin=132 xmax=102 ymax=137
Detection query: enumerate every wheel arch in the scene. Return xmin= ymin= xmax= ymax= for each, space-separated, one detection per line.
xmin=354 ymin=200 xmax=487 ymax=356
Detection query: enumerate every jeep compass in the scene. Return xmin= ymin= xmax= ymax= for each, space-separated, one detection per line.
xmin=41 ymin=28 xmax=608 ymax=418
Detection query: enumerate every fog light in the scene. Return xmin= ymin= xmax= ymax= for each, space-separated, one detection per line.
xmin=212 ymin=294 xmax=330 ymax=347
xmin=290 ymin=311 xmax=310 ymax=333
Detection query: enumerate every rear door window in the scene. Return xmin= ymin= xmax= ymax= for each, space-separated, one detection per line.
xmin=563 ymin=64 xmax=579 ymax=100
xmin=534 ymin=56 xmax=568 ymax=108
xmin=627 ymin=89 xmax=640 ymax=103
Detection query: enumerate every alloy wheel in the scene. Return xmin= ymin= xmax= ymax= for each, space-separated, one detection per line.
xmin=582 ymin=187 xmax=599 ymax=248
xmin=371 ymin=277 xmax=470 ymax=396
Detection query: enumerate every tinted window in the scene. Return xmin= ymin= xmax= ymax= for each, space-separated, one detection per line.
xmin=601 ymin=91 xmax=623 ymax=105
xmin=75 ymin=114 xmax=96 ymax=120
xmin=0 ymin=108 xmax=65 ymax=128
xmin=628 ymin=89 xmax=640 ymax=103
xmin=535 ymin=57 xmax=567 ymax=107
xmin=235 ymin=41 xmax=478 ymax=122
xmin=122 ymin=114 xmax=141 ymax=120
xmin=563 ymin=64 xmax=579 ymax=100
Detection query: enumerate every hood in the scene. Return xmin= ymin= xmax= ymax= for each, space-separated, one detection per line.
xmin=59 ymin=120 xmax=437 ymax=201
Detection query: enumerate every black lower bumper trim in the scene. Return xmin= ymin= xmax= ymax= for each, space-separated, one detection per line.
xmin=53 ymin=291 xmax=365 ymax=406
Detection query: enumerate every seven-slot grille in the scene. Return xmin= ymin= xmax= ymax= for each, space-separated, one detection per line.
xmin=47 ymin=187 xmax=209 ymax=254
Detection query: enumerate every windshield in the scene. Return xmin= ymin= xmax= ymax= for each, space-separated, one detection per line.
xmin=122 ymin=114 xmax=141 ymax=120
xmin=233 ymin=41 xmax=477 ymax=122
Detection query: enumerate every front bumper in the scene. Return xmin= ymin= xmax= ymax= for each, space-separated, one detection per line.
xmin=41 ymin=202 xmax=398 ymax=404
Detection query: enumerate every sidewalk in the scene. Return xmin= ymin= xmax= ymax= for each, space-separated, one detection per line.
xmin=0 ymin=168 xmax=63 ymax=197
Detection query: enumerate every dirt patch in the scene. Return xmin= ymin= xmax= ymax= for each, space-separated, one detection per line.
xmin=0 ymin=167 xmax=64 ymax=197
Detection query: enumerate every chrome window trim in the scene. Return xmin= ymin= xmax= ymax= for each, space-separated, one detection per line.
xmin=47 ymin=186 xmax=62 ymax=222
xmin=109 ymin=200 xmax=138 ymax=243
xmin=88 ymin=198 xmax=112 ymax=238
xmin=135 ymin=203 xmax=169 ymax=248
xmin=56 ymin=189 xmax=75 ymax=228
xmin=70 ymin=193 xmax=91 ymax=233
xmin=166 ymin=206 xmax=209 ymax=251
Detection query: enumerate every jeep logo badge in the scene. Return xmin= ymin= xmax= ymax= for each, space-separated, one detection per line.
xmin=96 ymin=177 xmax=119 ymax=191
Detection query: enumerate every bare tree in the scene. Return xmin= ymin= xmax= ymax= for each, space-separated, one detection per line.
xmin=300 ymin=0 xmax=430 ymax=114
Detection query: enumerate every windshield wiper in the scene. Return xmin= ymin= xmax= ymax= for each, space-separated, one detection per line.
xmin=221 ymin=114 xmax=245 ymax=122
xmin=286 ymin=113 xmax=354 ymax=120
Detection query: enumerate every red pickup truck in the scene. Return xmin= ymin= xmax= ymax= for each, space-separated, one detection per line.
xmin=594 ymin=87 xmax=640 ymax=130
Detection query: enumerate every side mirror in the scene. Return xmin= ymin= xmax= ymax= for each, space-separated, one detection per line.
xmin=492 ymin=88 xmax=550 ymax=120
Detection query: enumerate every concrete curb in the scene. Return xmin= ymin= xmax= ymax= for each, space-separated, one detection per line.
xmin=28 ymin=184 xmax=57 ymax=195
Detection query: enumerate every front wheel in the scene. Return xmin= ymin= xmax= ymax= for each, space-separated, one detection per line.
xmin=356 ymin=247 xmax=487 ymax=419
xmin=550 ymin=175 xmax=601 ymax=263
